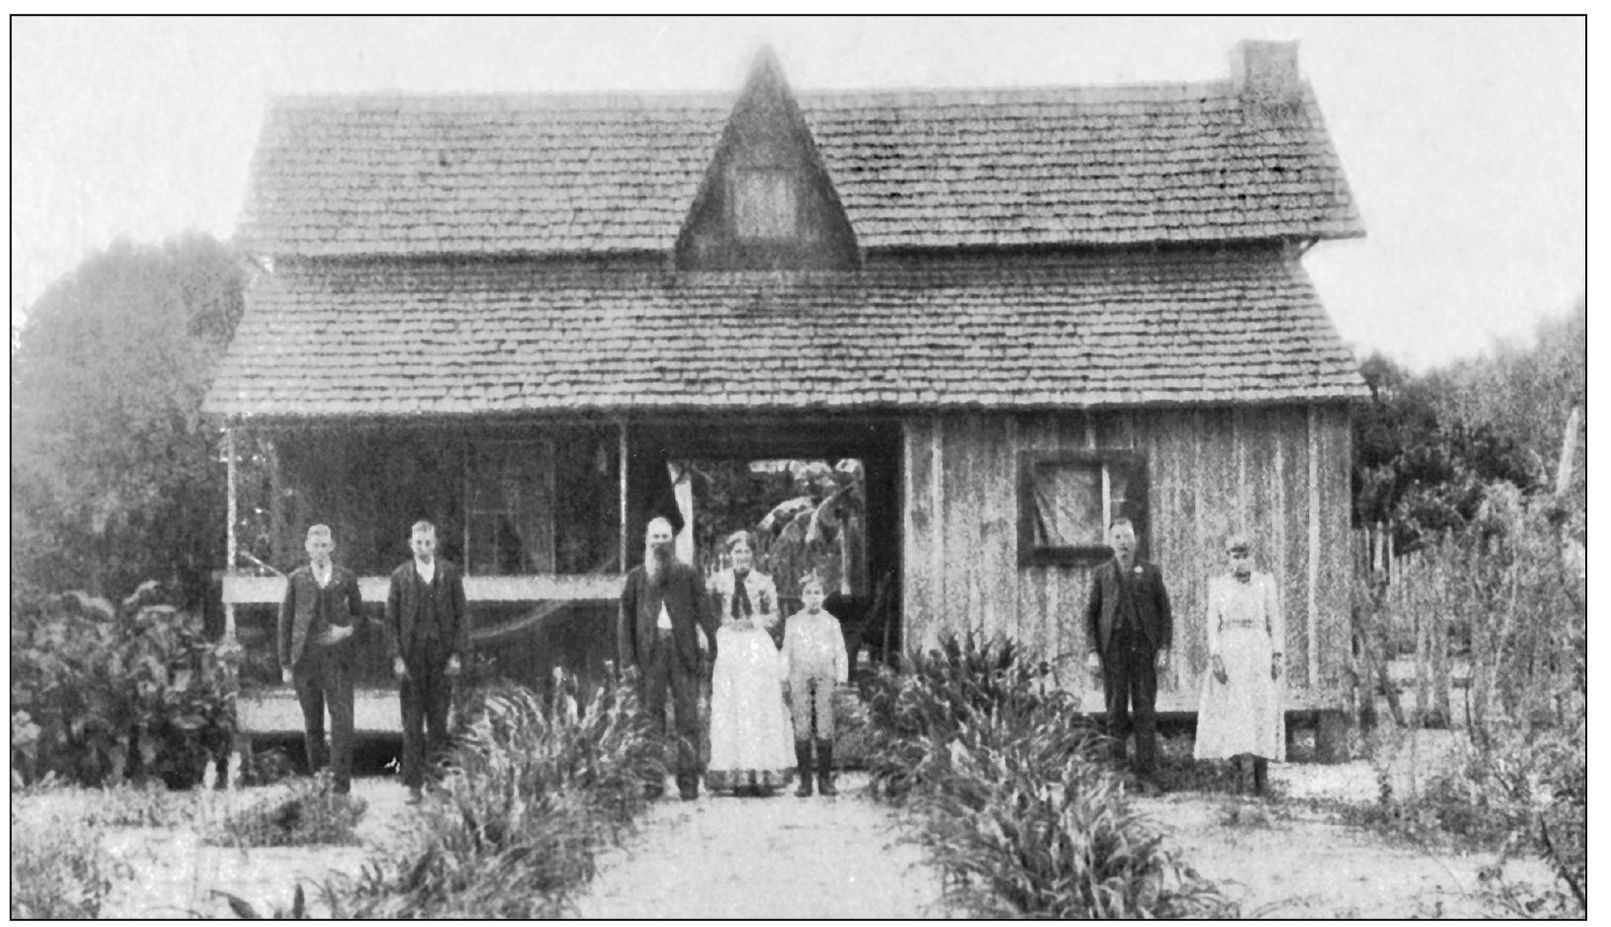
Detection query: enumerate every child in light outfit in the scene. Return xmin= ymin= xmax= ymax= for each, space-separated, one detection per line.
xmin=781 ymin=574 xmax=849 ymax=797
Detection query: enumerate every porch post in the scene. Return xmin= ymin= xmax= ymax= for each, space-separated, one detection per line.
xmin=224 ymin=427 xmax=238 ymax=642
xmin=265 ymin=435 xmax=284 ymax=565
xmin=618 ymin=420 xmax=629 ymax=570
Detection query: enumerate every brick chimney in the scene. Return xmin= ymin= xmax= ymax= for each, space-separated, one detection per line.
xmin=1230 ymin=39 xmax=1301 ymax=107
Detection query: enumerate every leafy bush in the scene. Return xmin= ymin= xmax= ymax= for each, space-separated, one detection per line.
xmin=10 ymin=583 xmax=239 ymax=788
xmin=10 ymin=808 xmax=128 ymax=918
xmin=911 ymin=707 xmax=1235 ymax=918
xmin=206 ymin=773 xmax=366 ymax=847
xmin=862 ymin=631 xmax=1069 ymax=799
xmin=861 ymin=631 xmax=1234 ymax=917
xmin=306 ymin=669 xmax=660 ymax=918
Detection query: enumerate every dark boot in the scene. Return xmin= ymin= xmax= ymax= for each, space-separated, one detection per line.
xmin=794 ymin=741 xmax=814 ymax=797
xmin=1253 ymin=757 xmax=1269 ymax=796
xmin=816 ymin=739 xmax=837 ymax=797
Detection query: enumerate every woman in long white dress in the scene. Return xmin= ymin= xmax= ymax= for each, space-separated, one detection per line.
xmin=1194 ymin=533 xmax=1285 ymax=795
xmin=705 ymin=532 xmax=796 ymax=796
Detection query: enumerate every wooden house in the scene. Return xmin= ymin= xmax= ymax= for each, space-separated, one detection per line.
xmin=204 ymin=41 xmax=1366 ymax=736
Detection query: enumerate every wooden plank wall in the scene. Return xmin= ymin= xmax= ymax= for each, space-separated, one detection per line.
xmin=901 ymin=403 xmax=1353 ymax=710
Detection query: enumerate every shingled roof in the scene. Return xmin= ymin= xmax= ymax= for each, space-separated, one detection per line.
xmin=239 ymin=80 xmax=1362 ymax=256
xmin=203 ymin=251 xmax=1365 ymax=420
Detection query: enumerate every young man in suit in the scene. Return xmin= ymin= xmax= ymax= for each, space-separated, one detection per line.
xmin=617 ymin=516 xmax=717 ymax=801
xmin=278 ymin=524 xmax=367 ymax=794
xmin=386 ymin=520 xmax=470 ymax=804
xmin=1084 ymin=517 xmax=1174 ymax=791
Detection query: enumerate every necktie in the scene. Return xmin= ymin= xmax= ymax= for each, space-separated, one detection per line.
xmin=732 ymin=571 xmax=753 ymax=619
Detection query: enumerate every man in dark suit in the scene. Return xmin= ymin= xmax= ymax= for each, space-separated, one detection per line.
xmin=386 ymin=520 xmax=470 ymax=804
xmin=1084 ymin=517 xmax=1173 ymax=790
xmin=278 ymin=524 xmax=367 ymax=794
xmin=618 ymin=516 xmax=717 ymax=801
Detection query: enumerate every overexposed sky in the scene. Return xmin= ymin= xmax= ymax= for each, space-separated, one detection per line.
xmin=9 ymin=15 xmax=1587 ymax=371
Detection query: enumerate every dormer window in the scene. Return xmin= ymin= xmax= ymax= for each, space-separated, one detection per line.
xmin=731 ymin=169 xmax=798 ymax=240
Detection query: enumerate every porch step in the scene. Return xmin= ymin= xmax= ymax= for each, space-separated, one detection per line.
xmin=237 ymin=687 xmax=401 ymax=736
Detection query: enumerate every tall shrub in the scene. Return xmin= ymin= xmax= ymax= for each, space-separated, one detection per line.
xmin=11 ymin=234 xmax=245 ymax=608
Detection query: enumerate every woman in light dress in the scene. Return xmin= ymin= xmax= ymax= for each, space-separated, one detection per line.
xmin=704 ymin=532 xmax=796 ymax=796
xmin=1194 ymin=533 xmax=1285 ymax=795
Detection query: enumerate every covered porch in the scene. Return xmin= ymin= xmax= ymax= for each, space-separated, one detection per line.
xmin=221 ymin=412 xmax=906 ymax=734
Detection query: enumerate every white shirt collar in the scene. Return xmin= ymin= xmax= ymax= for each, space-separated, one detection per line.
xmin=415 ymin=559 xmax=436 ymax=584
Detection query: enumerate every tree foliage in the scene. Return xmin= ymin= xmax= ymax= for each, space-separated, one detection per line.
xmin=10 ymin=234 xmax=245 ymax=607
xmin=1351 ymin=296 xmax=1584 ymax=552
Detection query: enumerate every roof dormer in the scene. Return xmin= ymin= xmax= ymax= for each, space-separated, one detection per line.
xmin=675 ymin=48 xmax=859 ymax=271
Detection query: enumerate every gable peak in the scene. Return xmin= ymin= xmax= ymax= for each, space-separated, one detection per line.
xmin=740 ymin=45 xmax=793 ymax=102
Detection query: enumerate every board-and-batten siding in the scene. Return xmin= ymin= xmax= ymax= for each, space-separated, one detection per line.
xmin=901 ymin=405 xmax=1352 ymax=712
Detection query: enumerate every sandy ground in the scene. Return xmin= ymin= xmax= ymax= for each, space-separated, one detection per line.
xmin=575 ymin=773 xmax=946 ymax=918
xmin=15 ymin=780 xmax=420 ymax=918
xmin=1136 ymin=759 xmax=1555 ymax=919
xmin=14 ymin=749 xmax=1556 ymax=919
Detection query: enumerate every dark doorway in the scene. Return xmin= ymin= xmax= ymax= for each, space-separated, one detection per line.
xmin=625 ymin=415 xmax=903 ymax=664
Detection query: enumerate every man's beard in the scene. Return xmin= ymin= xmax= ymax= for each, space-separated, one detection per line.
xmin=645 ymin=542 xmax=674 ymax=581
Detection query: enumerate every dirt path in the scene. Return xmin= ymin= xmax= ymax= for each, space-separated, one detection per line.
xmin=574 ymin=772 xmax=948 ymax=918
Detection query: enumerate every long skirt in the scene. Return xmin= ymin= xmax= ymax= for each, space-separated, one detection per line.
xmin=705 ymin=625 xmax=796 ymax=791
xmin=1194 ymin=627 xmax=1285 ymax=762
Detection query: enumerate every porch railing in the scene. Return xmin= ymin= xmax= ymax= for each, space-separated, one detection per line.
xmin=221 ymin=572 xmax=624 ymax=605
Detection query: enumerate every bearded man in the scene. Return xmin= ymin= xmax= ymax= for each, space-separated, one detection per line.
xmin=617 ymin=516 xmax=717 ymax=801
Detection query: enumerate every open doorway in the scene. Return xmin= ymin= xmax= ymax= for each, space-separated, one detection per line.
xmin=629 ymin=417 xmax=903 ymax=667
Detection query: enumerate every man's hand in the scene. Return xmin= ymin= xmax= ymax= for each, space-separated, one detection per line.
xmin=445 ymin=654 xmax=462 ymax=677
xmin=393 ymin=657 xmax=408 ymax=680
xmin=317 ymin=625 xmax=355 ymax=647
xmin=281 ymin=667 xmax=294 ymax=685
xmin=1211 ymin=653 xmax=1228 ymax=685
xmin=1271 ymin=654 xmax=1283 ymax=680
xmin=697 ymin=629 xmax=712 ymax=653
xmin=1155 ymin=648 xmax=1171 ymax=672
xmin=1085 ymin=652 xmax=1102 ymax=677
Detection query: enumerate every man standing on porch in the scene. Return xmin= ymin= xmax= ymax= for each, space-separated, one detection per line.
xmin=618 ymin=516 xmax=717 ymax=801
xmin=1085 ymin=517 xmax=1173 ymax=792
xmin=386 ymin=520 xmax=470 ymax=805
xmin=278 ymin=524 xmax=365 ymax=795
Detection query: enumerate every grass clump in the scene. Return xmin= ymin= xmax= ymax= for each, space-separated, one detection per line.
xmin=78 ymin=780 xmax=207 ymax=828
xmin=205 ymin=772 xmax=365 ymax=848
xmin=10 ymin=808 xmax=128 ymax=918
xmin=862 ymin=631 xmax=1238 ymax=918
